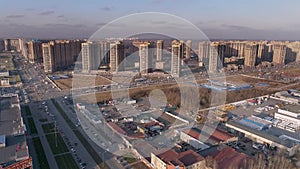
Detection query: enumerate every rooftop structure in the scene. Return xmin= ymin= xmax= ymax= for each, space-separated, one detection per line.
xmin=181 ymin=127 xmax=237 ymax=146
xmin=238 ymin=115 xmax=272 ymax=131
xmin=0 ymin=94 xmax=32 ymax=169
xmin=151 ymin=149 xmax=206 ymax=169
xmin=274 ymin=91 xmax=300 ymax=104
xmin=274 ymin=104 xmax=300 ymax=132
xmin=211 ymin=146 xmax=249 ymax=169
xmin=226 ymin=120 xmax=299 ymax=155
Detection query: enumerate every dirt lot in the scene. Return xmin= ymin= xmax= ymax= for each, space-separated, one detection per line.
xmin=77 ymin=74 xmax=291 ymax=109
xmin=227 ymin=75 xmax=285 ymax=88
xmin=54 ymin=75 xmax=113 ymax=90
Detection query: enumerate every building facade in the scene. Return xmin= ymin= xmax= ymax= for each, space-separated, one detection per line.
xmin=139 ymin=41 xmax=152 ymax=74
xmin=171 ymin=40 xmax=182 ymax=77
xmin=110 ymin=41 xmax=125 ymax=72
xmin=272 ymin=44 xmax=286 ymax=65
xmin=156 ymin=40 xmax=163 ymax=61
xmin=27 ymin=41 xmax=43 ymax=63
xmin=244 ymin=44 xmax=257 ymax=68
xmin=185 ymin=40 xmax=192 ymax=59
xmin=42 ymin=41 xmax=55 ymax=73
xmin=151 ymin=149 xmax=207 ymax=169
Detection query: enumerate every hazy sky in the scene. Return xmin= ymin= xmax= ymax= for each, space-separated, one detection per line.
xmin=1 ymin=0 xmax=300 ymax=40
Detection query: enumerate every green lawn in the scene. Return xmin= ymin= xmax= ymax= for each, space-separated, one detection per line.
xmin=32 ymin=137 xmax=50 ymax=169
xmin=23 ymin=106 xmax=32 ymax=116
xmin=45 ymin=133 xmax=69 ymax=155
xmin=27 ymin=117 xmax=38 ymax=134
xmin=51 ymin=99 xmax=108 ymax=168
xmin=55 ymin=153 xmax=79 ymax=169
xmin=42 ymin=123 xmax=56 ymax=134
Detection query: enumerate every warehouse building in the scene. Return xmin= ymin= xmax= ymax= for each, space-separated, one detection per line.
xmin=274 ymin=104 xmax=300 ymax=132
xmin=226 ymin=121 xmax=300 ymax=156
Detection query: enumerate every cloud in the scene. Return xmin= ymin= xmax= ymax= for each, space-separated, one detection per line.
xmin=57 ymin=15 xmax=65 ymax=18
xmin=100 ymin=7 xmax=112 ymax=11
xmin=6 ymin=15 xmax=25 ymax=18
xmin=39 ymin=10 xmax=55 ymax=16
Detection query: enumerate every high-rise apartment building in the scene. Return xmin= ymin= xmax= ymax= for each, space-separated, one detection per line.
xmin=287 ymin=41 xmax=300 ymax=62
xmin=81 ymin=42 xmax=92 ymax=72
xmin=139 ymin=41 xmax=152 ymax=74
xmin=198 ymin=41 xmax=210 ymax=67
xmin=0 ymin=40 xmax=4 ymax=52
xmin=110 ymin=41 xmax=125 ymax=72
xmin=4 ymin=39 xmax=21 ymax=52
xmin=156 ymin=40 xmax=163 ymax=61
xmin=81 ymin=41 xmax=111 ymax=72
xmin=206 ymin=42 xmax=225 ymax=72
xmin=244 ymin=44 xmax=257 ymax=68
xmin=209 ymin=42 xmax=220 ymax=72
xmin=256 ymin=42 xmax=265 ymax=61
xmin=42 ymin=41 xmax=55 ymax=73
xmin=27 ymin=41 xmax=43 ymax=63
xmin=272 ymin=44 xmax=286 ymax=65
xmin=42 ymin=40 xmax=82 ymax=73
xmin=179 ymin=40 xmax=185 ymax=59
xmin=261 ymin=43 xmax=273 ymax=62
xmin=224 ymin=41 xmax=246 ymax=58
xmin=100 ymin=41 xmax=110 ymax=66
xmin=171 ymin=40 xmax=182 ymax=77
xmin=185 ymin=40 xmax=192 ymax=59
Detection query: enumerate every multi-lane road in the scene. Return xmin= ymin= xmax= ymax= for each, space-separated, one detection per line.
xmin=15 ymin=56 xmax=123 ymax=169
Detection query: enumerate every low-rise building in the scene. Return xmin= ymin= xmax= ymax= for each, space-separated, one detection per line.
xmin=0 ymin=78 xmax=9 ymax=86
xmin=238 ymin=115 xmax=272 ymax=131
xmin=226 ymin=121 xmax=300 ymax=156
xmin=181 ymin=127 xmax=237 ymax=147
xmin=151 ymin=149 xmax=207 ymax=169
xmin=0 ymin=94 xmax=32 ymax=169
xmin=274 ymin=91 xmax=300 ymax=104
xmin=274 ymin=104 xmax=300 ymax=131
xmin=0 ymin=70 xmax=9 ymax=77
xmin=202 ymin=146 xmax=249 ymax=169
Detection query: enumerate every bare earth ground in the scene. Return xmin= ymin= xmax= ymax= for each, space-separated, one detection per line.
xmin=76 ymin=73 xmax=294 ymax=109
xmin=54 ymin=75 xmax=113 ymax=90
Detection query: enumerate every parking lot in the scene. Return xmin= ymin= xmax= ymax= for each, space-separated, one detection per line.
xmin=228 ymin=97 xmax=284 ymax=118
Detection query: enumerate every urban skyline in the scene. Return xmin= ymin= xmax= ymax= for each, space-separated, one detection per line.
xmin=1 ymin=1 xmax=300 ymax=169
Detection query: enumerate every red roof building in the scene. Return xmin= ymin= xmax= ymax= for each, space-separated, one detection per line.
xmin=151 ymin=149 xmax=206 ymax=169
xmin=183 ymin=128 xmax=236 ymax=144
xmin=108 ymin=122 xmax=126 ymax=135
xmin=209 ymin=146 xmax=249 ymax=169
